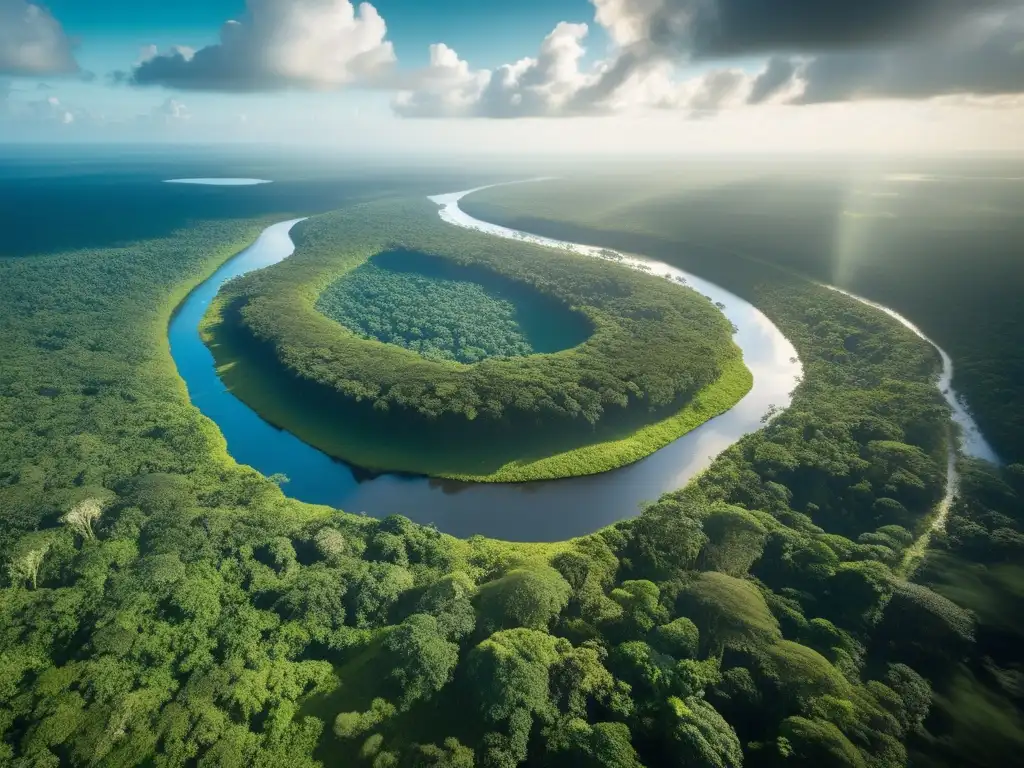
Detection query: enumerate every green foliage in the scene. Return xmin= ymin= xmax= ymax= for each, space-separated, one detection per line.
xmin=609 ymin=641 xmax=677 ymax=698
xmin=826 ymin=561 xmax=896 ymax=630
xmin=462 ymin=168 xmax=1022 ymax=465
xmin=650 ymin=617 xmax=700 ymax=660
xmin=879 ymin=582 xmax=976 ymax=669
xmin=476 ymin=565 xmax=571 ymax=632
xmin=764 ymin=641 xmax=852 ymax=703
xmin=550 ymin=643 xmax=617 ymax=718
xmin=467 ymin=629 xmax=564 ymax=724
xmin=316 ymin=254 xmax=568 ymax=364
xmin=700 ymin=504 xmax=769 ymax=577
xmin=382 ymin=614 xmax=459 ymax=710
xmin=609 ymin=580 xmax=668 ymax=639
xmin=416 ymin=572 xmax=478 ymax=641
xmin=882 ymin=664 xmax=932 ymax=736
xmin=335 ymin=698 xmax=397 ymax=740
xmin=231 ymin=200 xmax=734 ymax=425
xmin=662 ymin=696 xmax=743 ymax=768
xmin=677 ymin=572 xmax=782 ymax=655
xmin=778 ymin=716 xmax=866 ymax=767
xmin=623 ymin=496 xmax=708 ymax=577
xmin=405 ymin=737 xmax=475 ymax=767
xmin=546 ymin=719 xmax=644 ymax=768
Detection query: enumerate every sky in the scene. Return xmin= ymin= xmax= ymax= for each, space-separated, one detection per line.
xmin=1 ymin=0 xmax=1023 ymax=154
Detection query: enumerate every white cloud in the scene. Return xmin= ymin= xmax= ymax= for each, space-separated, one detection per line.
xmin=129 ymin=0 xmax=395 ymax=91
xmin=24 ymin=93 xmax=78 ymax=125
xmin=392 ymin=44 xmax=490 ymax=117
xmin=592 ymin=0 xmax=662 ymax=48
xmin=394 ymin=0 xmax=1024 ymax=119
xmin=393 ymin=21 xmax=769 ymax=119
xmin=154 ymin=98 xmax=191 ymax=122
xmin=0 ymin=0 xmax=78 ymax=76
xmin=395 ymin=23 xmax=609 ymax=118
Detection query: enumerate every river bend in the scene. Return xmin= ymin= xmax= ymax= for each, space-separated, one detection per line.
xmin=168 ymin=181 xmax=990 ymax=542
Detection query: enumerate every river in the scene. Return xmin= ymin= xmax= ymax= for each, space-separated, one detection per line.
xmin=170 ymin=180 xmax=994 ymax=542
xmin=169 ymin=182 xmax=803 ymax=540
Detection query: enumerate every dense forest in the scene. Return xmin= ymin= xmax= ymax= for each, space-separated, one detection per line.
xmin=461 ymin=165 xmax=1024 ymax=465
xmin=316 ymin=251 xmax=590 ymax=364
xmin=207 ymin=198 xmax=746 ymax=480
xmin=0 ymin=162 xmax=1020 ymax=767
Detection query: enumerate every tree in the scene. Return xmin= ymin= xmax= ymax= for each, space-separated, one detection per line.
xmin=662 ymin=696 xmax=743 ymax=768
xmin=625 ymin=497 xmax=708 ymax=577
xmin=651 ymin=618 xmax=700 ymax=660
xmin=764 ymin=641 xmax=851 ymax=704
xmin=609 ymin=580 xmax=668 ymax=639
xmin=406 ymin=738 xmax=475 ymax=768
xmin=7 ymin=543 xmax=50 ymax=590
xmin=61 ymin=498 xmax=104 ymax=541
xmin=878 ymin=582 xmax=976 ymax=670
xmin=334 ymin=698 xmax=396 ymax=740
xmin=882 ymin=663 xmax=932 ymax=736
xmin=550 ymin=643 xmax=615 ymax=718
xmin=313 ymin=527 xmax=349 ymax=564
xmin=701 ymin=505 xmax=769 ymax=576
xmin=677 ymin=572 xmax=781 ymax=656
xmin=467 ymin=629 xmax=565 ymax=725
xmin=476 ymin=566 xmax=571 ymax=632
xmin=347 ymin=562 xmax=415 ymax=629
xmin=468 ymin=630 xmax=567 ymax=768
xmin=416 ymin=572 xmax=477 ymax=641
xmin=608 ymin=641 xmax=676 ymax=699
xmin=825 ymin=561 xmax=895 ymax=630
xmin=778 ymin=716 xmax=866 ymax=767
xmin=274 ymin=565 xmax=348 ymax=645
xmin=546 ymin=719 xmax=643 ymax=768
xmin=383 ymin=614 xmax=459 ymax=709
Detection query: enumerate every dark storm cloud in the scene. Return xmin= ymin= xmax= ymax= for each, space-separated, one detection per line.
xmin=579 ymin=0 xmax=1024 ymax=114
xmin=747 ymin=56 xmax=797 ymax=103
xmin=797 ymin=17 xmax=1024 ymax=102
xmin=129 ymin=45 xmax=277 ymax=92
xmin=599 ymin=0 xmax=1021 ymax=58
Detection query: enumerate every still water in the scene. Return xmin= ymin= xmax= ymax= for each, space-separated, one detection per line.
xmin=169 ymin=184 xmax=802 ymax=541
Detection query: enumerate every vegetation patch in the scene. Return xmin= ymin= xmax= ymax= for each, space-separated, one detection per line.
xmin=316 ymin=250 xmax=591 ymax=364
xmin=206 ymin=197 xmax=747 ymax=481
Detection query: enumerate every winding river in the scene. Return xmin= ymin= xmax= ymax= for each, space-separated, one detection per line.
xmin=169 ymin=180 xmax=994 ymax=542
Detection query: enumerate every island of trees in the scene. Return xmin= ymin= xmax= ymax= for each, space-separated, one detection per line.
xmin=316 ymin=250 xmax=592 ymax=365
xmin=204 ymin=198 xmax=751 ymax=481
